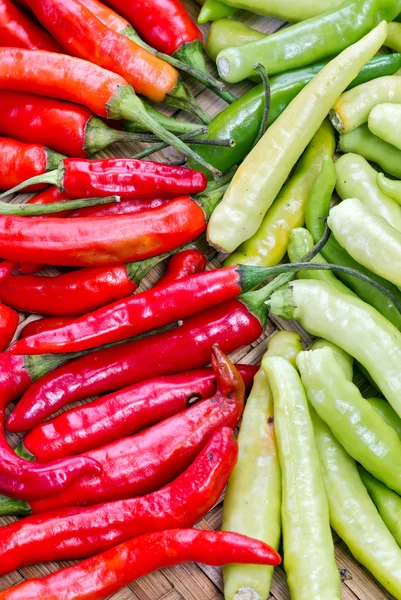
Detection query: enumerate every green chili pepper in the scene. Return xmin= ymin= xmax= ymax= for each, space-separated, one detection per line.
xmin=367 ymin=397 xmax=401 ymax=440
xmin=205 ymin=19 xmax=264 ymax=63
xmin=328 ymin=197 xmax=401 ymax=288
xmin=311 ymin=409 xmax=401 ymax=599
xmin=198 ymin=0 xmax=237 ymax=23
xmin=216 ymin=0 xmax=399 ymax=83
xmin=368 ymin=103 xmax=401 ymax=150
xmin=225 ymin=121 xmax=335 ymax=267
xmin=214 ymin=0 xmax=344 ymax=21
xmin=310 ymin=339 xmax=354 ymax=382
xmin=223 ymin=331 xmax=303 ymax=600
xmin=188 ymin=54 xmax=401 ymax=176
xmin=377 ymin=173 xmax=401 ymax=205
xmin=386 ymin=22 xmax=401 ymax=52
xmin=298 ymin=346 xmax=401 ymax=495
xmin=207 ymin=22 xmax=387 ymax=253
xmin=335 ymin=153 xmax=401 ymax=230
xmin=339 ymin=124 xmax=401 ymax=179
xmin=305 ymin=156 xmax=401 ymax=330
xmin=263 ymin=355 xmax=341 ymax=600
xmin=268 ymin=279 xmax=401 ymax=419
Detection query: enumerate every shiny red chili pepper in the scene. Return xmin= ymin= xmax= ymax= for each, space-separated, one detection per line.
xmin=20 ymin=317 xmax=76 ymax=339
xmin=0 ymin=91 xmax=152 ymax=158
xmin=0 ymin=190 xmax=218 ymax=268
xmin=24 ymin=365 xmax=257 ymax=460
xmin=8 ymin=299 xmax=263 ymax=433
xmin=0 ymin=137 xmax=64 ymax=191
xmin=0 ymin=261 xmax=14 ymax=284
xmin=155 ymin=249 xmax=206 ymax=287
xmin=0 ymin=303 xmax=19 ymax=352
xmin=0 ymin=0 xmax=63 ymax=52
xmin=24 ymin=346 xmax=245 ymax=512
xmin=0 ymin=253 xmax=166 ymax=316
xmin=0 ymin=426 xmax=238 ymax=568
xmin=11 ymin=263 xmax=271 ymax=355
xmin=0 ymin=529 xmax=280 ymax=600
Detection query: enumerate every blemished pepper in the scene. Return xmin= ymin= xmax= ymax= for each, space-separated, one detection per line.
xmin=0 ymin=0 xmax=63 ymax=52
xmin=378 ymin=173 xmax=401 ymax=205
xmin=0 ymin=427 xmax=239 ymax=567
xmin=189 ymin=54 xmax=401 ymax=176
xmin=335 ymin=152 xmax=401 ymax=230
xmin=385 ymin=21 xmax=401 ymax=52
xmin=268 ymin=279 xmax=401 ymax=420
xmin=215 ymin=0 xmax=343 ymax=22
xmin=215 ymin=1 xmax=398 ymax=83
xmin=19 ymin=346 xmax=245 ymax=513
xmin=23 ymin=365 xmax=256 ymax=461
xmin=287 ymin=227 xmax=355 ymax=297
xmin=207 ymin=23 xmax=387 ymax=253
xmin=223 ymin=331 xmax=303 ymax=600
xmin=305 ymin=155 xmax=401 ymax=330
xmin=298 ymin=346 xmax=401 ymax=496
xmin=312 ymin=409 xmax=401 ymax=600
xmin=368 ymin=103 xmax=401 ymax=150
xmin=367 ymin=397 xmax=401 ymax=440
xmin=0 ymin=529 xmax=280 ymax=600
xmin=225 ymin=120 xmax=335 ymax=267
xmin=0 ymin=48 xmax=219 ymax=177
xmin=339 ymin=125 xmax=401 ymax=179
xmin=328 ymin=197 xmax=401 ymax=287
xmin=198 ymin=0 xmax=237 ymax=23
xmin=154 ymin=249 xmax=206 ymax=287
xmin=263 ymin=355 xmax=341 ymax=600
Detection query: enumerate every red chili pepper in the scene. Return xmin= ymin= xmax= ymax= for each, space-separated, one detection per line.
xmin=0 ymin=137 xmax=64 ymax=192
xmin=0 ymin=303 xmax=19 ymax=352
xmin=106 ymin=0 xmax=206 ymax=72
xmin=0 ymin=529 xmax=280 ymax=600
xmin=0 ymin=253 xmax=168 ymax=317
xmin=0 ymin=261 xmax=14 ymax=284
xmin=11 ymin=263 xmax=272 ymax=355
xmin=20 ymin=317 xmax=76 ymax=339
xmin=23 ymin=346 xmax=245 ymax=512
xmin=0 ymin=188 xmax=221 ymax=268
xmin=8 ymin=298 xmax=264 ymax=433
xmin=16 ymin=263 xmax=42 ymax=274
xmin=0 ymin=48 xmax=219 ymax=176
xmin=24 ymin=364 xmax=257 ymax=460
xmin=155 ymin=249 xmax=206 ymax=287
xmin=0 ymin=427 xmax=238 ymax=567
xmin=25 ymin=0 xmax=210 ymax=123
xmin=0 ymin=91 xmax=167 ymax=158
xmin=0 ymin=0 xmax=63 ymax=52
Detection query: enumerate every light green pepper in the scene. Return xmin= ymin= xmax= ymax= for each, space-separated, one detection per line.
xmin=207 ymin=22 xmax=387 ymax=254
xmin=223 ymin=331 xmax=303 ymax=600
xmin=312 ymin=409 xmax=401 ymax=600
xmin=328 ymin=197 xmax=401 ymax=287
xmin=339 ymin=124 xmax=401 ymax=179
xmin=205 ymin=19 xmax=264 ymax=63
xmin=198 ymin=0 xmax=237 ymax=23
xmin=267 ymin=279 xmax=401 ymax=419
xmin=335 ymin=153 xmax=401 ymax=230
xmin=368 ymin=103 xmax=401 ymax=150
xmin=298 ymin=347 xmax=401 ymax=495
xmin=386 ymin=21 xmax=401 ymax=52
xmin=377 ymin=173 xmax=401 ymax=205
xmin=215 ymin=0 xmax=343 ymax=21
xmin=367 ymin=397 xmax=401 ymax=440
xmin=310 ymin=339 xmax=354 ymax=382
xmin=262 ymin=355 xmax=341 ymax=600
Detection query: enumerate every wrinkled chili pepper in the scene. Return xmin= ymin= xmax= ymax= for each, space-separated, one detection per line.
xmin=0 ymin=0 xmax=63 ymax=52
xmin=0 ymin=186 xmax=224 ymax=268
xmin=25 ymin=0 xmax=210 ymax=123
xmin=0 ymin=91 xmax=174 ymax=158
xmin=0 ymin=253 xmax=169 ymax=316
xmin=20 ymin=346 xmax=245 ymax=512
xmin=10 ymin=263 xmax=276 ymax=355
xmin=0 ymin=48 xmax=219 ymax=176
xmin=8 ymin=298 xmax=264 ymax=433
xmin=0 ymin=137 xmax=64 ymax=192
xmin=0 ymin=427 xmax=238 ymax=568
xmin=24 ymin=365 xmax=256 ymax=460
xmin=0 ymin=529 xmax=280 ymax=600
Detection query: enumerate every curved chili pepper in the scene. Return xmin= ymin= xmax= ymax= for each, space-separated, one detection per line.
xmin=24 ymin=365 xmax=257 ymax=460
xmin=0 ymin=253 xmax=168 ymax=316
xmin=22 ymin=346 xmax=244 ymax=512
xmin=0 ymin=427 xmax=238 ymax=569
xmin=0 ymin=529 xmax=280 ymax=600
xmin=0 ymin=137 xmax=64 ymax=192
xmin=10 ymin=263 xmax=274 ymax=355
xmin=0 ymin=91 xmax=172 ymax=158
xmin=0 ymin=0 xmax=63 ymax=52
xmin=25 ymin=0 xmax=210 ymax=123
xmin=198 ymin=0 xmax=237 ymax=23
xmin=0 ymin=48 xmax=219 ymax=176
xmin=20 ymin=317 xmax=76 ymax=339
xmin=0 ymin=187 xmax=223 ymax=268
xmin=0 ymin=303 xmax=18 ymax=352
xmin=155 ymin=249 xmax=206 ymax=287
xmin=8 ymin=299 xmax=264 ymax=433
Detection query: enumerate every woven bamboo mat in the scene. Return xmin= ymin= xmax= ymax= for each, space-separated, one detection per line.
xmin=0 ymin=5 xmax=394 ymax=599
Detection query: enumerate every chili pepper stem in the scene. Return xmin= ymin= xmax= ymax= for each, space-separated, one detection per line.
xmin=0 ymin=495 xmax=30 ymax=517
xmin=166 ymin=80 xmax=211 ymax=124
xmin=251 ymin=64 xmax=270 ymax=147
xmin=174 ymin=40 xmax=209 ymax=76
xmin=131 ymin=133 xmax=235 ymax=159
xmin=0 ymin=170 xmax=59 ymax=198
xmin=0 ymin=196 xmax=119 ymax=215
xmin=126 ymin=103 xmax=205 ymax=134
xmin=125 ymin=250 xmax=178 ymax=283
xmin=46 ymin=149 xmax=66 ymax=170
